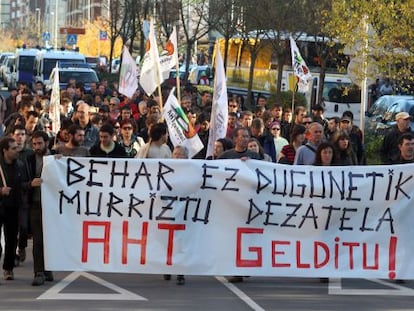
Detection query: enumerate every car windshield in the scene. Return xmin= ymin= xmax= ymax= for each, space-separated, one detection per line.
xmin=18 ymin=56 xmax=35 ymax=71
xmin=59 ymin=71 xmax=99 ymax=84
xmin=323 ymin=82 xmax=361 ymax=104
xmin=44 ymin=59 xmax=84 ymax=77
xmin=368 ymin=96 xmax=391 ymax=116
xmin=169 ymin=71 xmax=185 ymax=79
xmin=384 ymin=100 xmax=414 ymax=121
xmin=86 ymin=57 xmax=99 ymax=64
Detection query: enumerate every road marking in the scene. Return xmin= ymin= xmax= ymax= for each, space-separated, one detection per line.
xmin=216 ymin=276 xmax=266 ymax=311
xmin=329 ymin=278 xmax=414 ymax=296
xmin=37 ymin=272 xmax=147 ymax=301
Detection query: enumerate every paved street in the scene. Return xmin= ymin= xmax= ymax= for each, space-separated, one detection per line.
xmin=0 ymin=239 xmax=413 ymax=311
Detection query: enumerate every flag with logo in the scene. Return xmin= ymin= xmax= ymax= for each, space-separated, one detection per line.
xmin=139 ymin=20 xmax=162 ymax=96
xmin=290 ymin=36 xmax=312 ymax=92
xmin=163 ymin=88 xmax=203 ymax=158
xmin=119 ymin=46 xmax=138 ymax=98
xmin=160 ymin=27 xmax=178 ymax=81
xmin=205 ymin=47 xmax=228 ymax=159
xmin=49 ymin=64 xmax=61 ymax=135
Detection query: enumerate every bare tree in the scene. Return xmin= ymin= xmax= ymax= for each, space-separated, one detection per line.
xmin=157 ymin=1 xmax=180 ymax=39
xmin=209 ymin=0 xmax=242 ymax=71
xmin=245 ymin=0 xmax=309 ymax=101
xmin=175 ymin=0 xmax=222 ymax=80
xmin=104 ymin=0 xmax=128 ymax=72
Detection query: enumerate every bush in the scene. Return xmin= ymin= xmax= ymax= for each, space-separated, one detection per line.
xmin=268 ymin=91 xmax=307 ymax=110
xmin=364 ymin=131 xmax=383 ymax=165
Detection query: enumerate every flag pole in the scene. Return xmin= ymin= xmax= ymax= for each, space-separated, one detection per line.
xmin=175 ymin=62 xmax=181 ymax=102
xmin=291 ymin=78 xmax=296 ymax=115
xmin=157 ymin=84 xmax=164 ymax=122
xmin=173 ymin=26 xmax=181 ymax=102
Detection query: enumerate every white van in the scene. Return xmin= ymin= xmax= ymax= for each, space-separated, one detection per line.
xmin=34 ymin=50 xmax=86 ymax=86
xmin=310 ymin=75 xmax=362 ymax=125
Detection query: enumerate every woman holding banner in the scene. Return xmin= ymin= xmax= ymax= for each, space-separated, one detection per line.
xmin=313 ymin=141 xmax=335 ymax=283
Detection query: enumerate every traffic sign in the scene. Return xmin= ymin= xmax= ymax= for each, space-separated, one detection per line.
xmin=66 ymin=34 xmax=78 ymax=45
xmin=99 ymin=31 xmax=108 ymax=41
xmin=42 ymin=32 xmax=51 ymax=42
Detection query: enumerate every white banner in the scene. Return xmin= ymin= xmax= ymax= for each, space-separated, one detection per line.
xmin=119 ymin=46 xmax=138 ymax=98
xmin=160 ymin=27 xmax=178 ymax=81
xmin=163 ymin=89 xmax=203 ymax=158
xmin=49 ymin=65 xmax=61 ymax=135
xmin=290 ymin=36 xmax=312 ymax=93
xmin=139 ymin=20 xmax=162 ymax=96
xmin=206 ymin=47 xmax=228 ymax=159
xmin=42 ymin=157 xmax=414 ymax=280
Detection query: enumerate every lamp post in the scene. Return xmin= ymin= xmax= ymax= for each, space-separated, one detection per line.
xmin=54 ymin=0 xmax=58 ymax=49
xmin=50 ymin=12 xmax=54 ymax=47
xmin=88 ymin=0 xmax=91 ymax=23
xmin=35 ymin=8 xmax=41 ymax=44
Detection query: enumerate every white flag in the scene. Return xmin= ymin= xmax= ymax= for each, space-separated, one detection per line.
xmin=290 ymin=36 xmax=312 ymax=92
xmin=119 ymin=46 xmax=138 ymax=98
xmin=49 ymin=64 xmax=61 ymax=135
xmin=139 ymin=20 xmax=162 ymax=96
xmin=205 ymin=48 xmax=228 ymax=159
xmin=160 ymin=27 xmax=178 ymax=81
xmin=163 ymin=89 xmax=203 ymax=158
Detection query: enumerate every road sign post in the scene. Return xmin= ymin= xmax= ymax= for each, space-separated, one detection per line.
xmin=42 ymin=32 xmax=51 ymax=43
xmin=66 ymin=34 xmax=78 ymax=46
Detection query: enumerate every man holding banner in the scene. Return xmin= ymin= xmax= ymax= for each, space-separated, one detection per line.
xmin=29 ymin=131 xmax=54 ymax=286
xmin=0 ymin=137 xmax=26 ymax=282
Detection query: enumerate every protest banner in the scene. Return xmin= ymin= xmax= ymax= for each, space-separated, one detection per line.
xmin=42 ymin=156 xmax=414 ymax=279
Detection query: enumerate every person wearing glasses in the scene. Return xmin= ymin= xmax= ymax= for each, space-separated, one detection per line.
xmin=228 ymin=99 xmax=239 ymax=114
xmin=302 ymin=115 xmax=313 ymax=142
xmin=108 ymin=97 xmax=120 ymax=121
xmin=117 ymin=119 xmax=145 ymax=158
xmin=264 ymin=121 xmax=289 ymax=162
xmin=73 ymin=101 xmax=99 ymax=149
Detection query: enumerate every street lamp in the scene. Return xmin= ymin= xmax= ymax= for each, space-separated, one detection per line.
xmin=35 ymin=8 xmax=41 ymax=44
xmin=50 ymin=12 xmax=54 ymax=47
xmin=54 ymin=0 xmax=58 ymax=49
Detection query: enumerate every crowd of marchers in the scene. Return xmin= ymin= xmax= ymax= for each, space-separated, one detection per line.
xmin=0 ymin=77 xmax=412 ymax=286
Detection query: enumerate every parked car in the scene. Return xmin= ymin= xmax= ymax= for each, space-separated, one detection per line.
xmin=366 ymin=95 xmax=414 ymax=135
xmin=165 ymin=69 xmax=186 ymax=87
xmin=188 ymin=64 xmax=212 ymax=85
xmin=165 ymin=64 xmax=213 ymax=87
xmin=3 ymin=55 xmax=16 ymax=88
xmin=0 ymin=52 xmax=14 ymax=80
xmin=111 ymin=58 xmax=120 ymax=73
xmin=85 ymin=56 xmax=100 ymax=70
